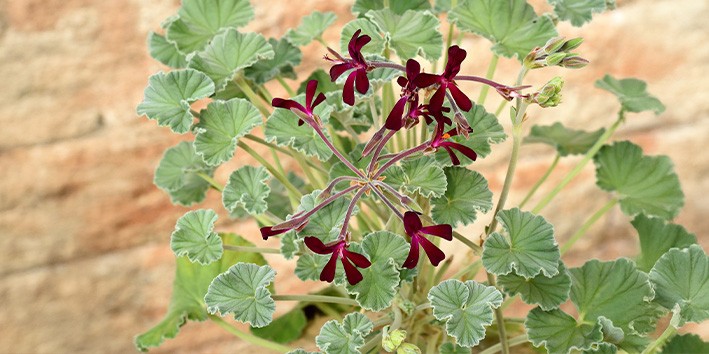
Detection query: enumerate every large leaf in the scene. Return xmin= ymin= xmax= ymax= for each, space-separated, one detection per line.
xmin=650 ymin=245 xmax=709 ymax=324
xmin=265 ymin=96 xmax=334 ymax=161
xmin=449 ymin=0 xmax=557 ymax=59
xmin=205 ymin=263 xmax=277 ymax=328
xmin=340 ymin=19 xmax=386 ymax=56
xmin=352 ymin=0 xmax=432 ymax=17
xmin=137 ymin=70 xmax=215 ymax=134
xmin=525 ymin=122 xmax=605 ymax=156
xmin=245 ymin=38 xmax=302 ymax=84
xmin=594 ymin=141 xmax=684 ymax=219
xmin=383 ymin=156 xmax=447 ymax=198
xmin=633 ymin=214 xmax=697 ymax=272
xmin=346 ymin=231 xmax=409 ymax=311
xmin=498 ymin=262 xmax=571 ymax=311
xmin=434 ymin=103 xmax=506 ymax=165
xmin=367 ymin=9 xmax=443 ymax=60
xmin=194 ymin=98 xmax=262 ymax=165
xmin=285 ymin=11 xmax=337 ymax=46
xmin=135 ymin=234 xmax=265 ymax=351
xmin=165 ymin=0 xmax=254 ymax=54
xmin=148 ymin=32 xmax=187 ymax=68
xmin=595 ymin=75 xmax=665 ymax=114
xmin=431 ymin=167 xmax=493 ymax=227
xmin=222 ymin=166 xmax=271 ymax=216
xmin=316 ymin=312 xmax=373 ymax=354
xmin=154 ymin=141 xmax=216 ymax=206
xmin=189 ymin=29 xmax=274 ymax=90
xmin=428 ymin=279 xmax=503 ymax=347
xmin=251 ymin=307 xmax=307 ymax=344
xmin=170 ymin=209 xmax=222 ymax=265
xmin=661 ymin=333 xmax=709 ymax=354
xmin=482 ymin=208 xmax=560 ymax=279
xmin=526 ymin=307 xmax=604 ymax=354
xmin=548 ymin=0 xmax=614 ymax=27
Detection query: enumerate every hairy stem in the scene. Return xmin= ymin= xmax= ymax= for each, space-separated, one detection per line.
xmin=243 ymin=134 xmax=327 ymax=173
xmin=487 ymin=121 xmax=524 ymax=235
xmin=311 ymin=123 xmax=367 ymax=179
xmin=368 ymin=130 xmax=397 ymax=173
xmin=450 ymin=259 xmax=482 ymax=280
xmin=370 ymin=186 xmax=404 ymax=219
xmin=209 ymin=315 xmax=292 ymax=353
xmin=276 ymin=76 xmax=295 ymax=96
xmin=339 ymin=186 xmax=369 ymax=239
xmin=477 ymin=54 xmax=499 ymax=105
xmin=487 ymin=274 xmax=510 ymax=354
xmin=237 ymin=141 xmax=301 ymax=206
xmin=196 ymin=172 xmax=223 ymax=192
xmin=373 ymin=143 xmax=428 ymax=179
xmin=519 ymin=154 xmax=560 ymax=209
xmin=272 ymin=185 xmax=359 ymax=231
xmin=641 ymin=323 xmax=678 ymax=354
xmin=560 ymin=198 xmax=618 ymax=255
xmin=234 ymin=76 xmax=271 ymax=117
xmin=271 ymin=294 xmax=359 ymax=306
xmin=479 ymin=334 xmax=529 ymax=354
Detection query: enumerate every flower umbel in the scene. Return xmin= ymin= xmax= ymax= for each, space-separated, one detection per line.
xmin=402 ymin=212 xmax=453 ymax=269
xmin=304 ymin=237 xmax=372 ymax=285
xmin=385 ymin=59 xmax=421 ymax=131
xmin=414 ymin=45 xmax=472 ymax=113
xmin=327 ymin=29 xmax=372 ymax=106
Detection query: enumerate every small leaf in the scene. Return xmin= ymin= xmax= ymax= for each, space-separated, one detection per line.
xmin=525 ymin=122 xmax=606 ymax=156
xmin=194 ymin=98 xmax=262 ymax=165
xmin=650 ymin=244 xmax=709 ymax=324
xmin=661 ymin=333 xmax=709 ymax=354
xmin=352 ymin=0 xmax=432 ymax=17
xmin=205 ymin=263 xmax=277 ymax=328
xmin=384 ymin=156 xmax=447 ymax=198
xmin=594 ymin=141 xmax=684 ymax=219
xmin=285 ymin=11 xmax=337 ymax=46
xmin=135 ymin=234 xmax=266 ymax=351
xmin=222 ymin=166 xmax=271 ymax=216
xmin=170 ymin=209 xmax=222 ymax=265
xmin=137 ymin=69 xmax=215 ymax=134
xmin=280 ymin=230 xmax=301 ymax=260
xmin=340 ymin=19 xmax=386 ymax=56
xmin=154 ymin=141 xmax=216 ymax=206
xmin=498 ymin=262 xmax=571 ymax=311
xmin=483 ymin=208 xmax=561 ymax=279
xmin=431 ymin=167 xmax=493 ymax=227
xmin=295 ymin=253 xmax=328 ymax=281
xmin=245 ymin=38 xmax=302 ymax=84
xmin=548 ymin=0 xmax=614 ymax=27
xmin=367 ymin=9 xmax=443 ymax=60
xmin=165 ymin=0 xmax=254 ymax=53
xmin=428 ymin=279 xmax=503 ymax=347
xmin=148 ymin=32 xmax=187 ymax=68
xmin=346 ymin=231 xmax=409 ymax=311
xmin=595 ymin=75 xmax=665 ymax=114
xmin=189 ymin=29 xmax=275 ymax=90
xmin=434 ymin=104 xmax=506 ymax=165
xmin=449 ymin=0 xmax=557 ymax=59
xmin=633 ymin=214 xmax=697 ymax=272
xmin=316 ymin=312 xmax=373 ymax=354
xmin=526 ymin=307 xmax=604 ymax=354
xmin=265 ymin=97 xmax=334 ymax=161
xmin=250 ymin=307 xmax=307 ymax=344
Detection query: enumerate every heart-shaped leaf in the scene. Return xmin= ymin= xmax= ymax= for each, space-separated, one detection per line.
xmin=194 ymin=98 xmax=262 ymax=166
xmin=431 ymin=167 xmax=493 ymax=227
xmin=222 ymin=166 xmax=271 ymax=216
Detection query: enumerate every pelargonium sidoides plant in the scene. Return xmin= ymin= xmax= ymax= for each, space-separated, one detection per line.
xmin=135 ymin=1 xmax=709 ymax=353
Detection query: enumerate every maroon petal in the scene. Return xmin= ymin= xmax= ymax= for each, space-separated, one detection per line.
xmin=343 ymin=71 xmax=357 ymax=105
xmin=355 ymin=69 xmax=369 ymax=94
xmin=397 ymin=76 xmax=409 ymax=88
xmin=353 ymin=34 xmax=372 ymax=59
xmin=304 ymin=236 xmax=336 ymax=255
xmin=442 ymin=142 xmax=478 ymax=162
xmin=312 ymin=93 xmax=326 ymax=110
xmin=444 ymin=46 xmax=467 ymax=79
xmin=403 ymin=211 xmax=423 ymax=236
xmin=385 ymin=97 xmax=408 ymax=131
xmin=418 ymin=236 xmax=446 ymax=266
xmin=402 ymin=237 xmax=421 ymax=269
xmin=420 ymin=224 xmax=453 ymax=241
xmin=447 ymin=83 xmax=472 ymax=111
xmin=272 ymin=98 xmax=307 ymax=113
xmin=406 ymin=59 xmax=421 ymax=80
xmin=330 ymin=63 xmax=352 ymax=81
xmin=320 ymin=253 xmax=339 ymax=283
xmin=414 ymin=73 xmax=441 ymax=88
xmin=347 ymin=29 xmax=363 ymax=58
xmin=344 ymin=250 xmax=372 ymax=268
xmin=305 ymin=79 xmax=317 ymax=108
xmin=259 ymin=226 xmax=289 ymax=240
xmin=442 ymin=146 xmax=461 ymax=165
xmin=428 ymin=86 xmax=447 ymax=113
xmin=342 ymin=257 xmax=364 ymax=285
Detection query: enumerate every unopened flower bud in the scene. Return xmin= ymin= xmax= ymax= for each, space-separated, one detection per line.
xmin=535 ymin=77 xmax=564 ymax=108
xmin=545 ymin=52 xmax=567 ymax=66
xmin=560 ymin=56 xmax=589 ymax=69
xmin=397 ymin=343 xmax=422 ymax=354
xmin=543 ymin=36 xmax=566 ymax=54
xmin=382 ymin=327 xmax=407 ymax=352
xmin=560 ymin=37 xmax=584 ymax=52
xmin=523 ymin=47 xmax=541 ymax=68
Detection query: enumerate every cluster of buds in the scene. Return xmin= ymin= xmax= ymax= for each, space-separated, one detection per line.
xmin=528 ymin=77 xmax=565 ymax=108
xmin=524 ymin=36 xmax=589 ymax=69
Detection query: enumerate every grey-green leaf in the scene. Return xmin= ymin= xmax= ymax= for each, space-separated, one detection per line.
xmin=595 ymin=75 xmax=665 ymax=114
xmin=483 ymin=208 xmax=560 ymax=279
xmin=367 ymin=9 xmax=443 ymax=60
xmin=428 ymin=279 xmax=503 ymax=347
xmin=154 ymin=141 xmax=216 ymax=206
xmin=148 ymin=32 xmax=187 ymax=68
xmin=265 ymin=97 xmax=334 ymax=161
xmin=650 ymin=244 xmax=709 ymax=325
xmin=222 ymin=166 xmax=271 ymax=216
xmin=594 ymin=141 xmax=684 ymax=219
xmin=170 ymin=209 xmax=222 ymax=265
xmin=285 ymin=11 xmax=337 ymax=46
xmin=526 ymin=307 xmax=604 ymax=354
xmin=498 ymin=262 xmax=571 ymax=311
xmin=548 ymin=0 xmax=614 ymax=27
xmin=316 ymin=312 xmax=373 ymax=354
xmin=340 ymin=18 xmax=387 ymax=56
xmin=189 ymin=29 xmax=274 ymax=90
xmin=449 ymin=0 xmax=557 ymax=59
xmin=384 ymin=156 xmax=447 ymax=198
xmin=352 ymin=0 xmax=432 ymax=17
xmin=431 ymin=167 xmax=493 ymax=227
xmin=205 ymin=263 xmax=277 ymax=328
xmin=137 ymin=70 xmax=215 ymax=134
xmin=525 ymin=122 xmax=606 ymax=156
xmin=661 ymin=333 xmax=709 ymax=354
xmin=245 ymin=38 xmax=302 ymax=84
xmin=434 ymin=103 xmax=506 ymax=165
xmin=295 ymin=190 xmax=354 ymax=243
xmin=194 ymin=98 xmax=262 ymax=165
xmin=633 ymin=214 xmax=697 ymax=272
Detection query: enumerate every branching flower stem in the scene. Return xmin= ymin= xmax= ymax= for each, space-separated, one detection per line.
xmin=373 ymin=143 xmax=428 ymax=179
xmin=272 ymin=185 xmax=359 ymax=231
xmin=370 ymin=186 xmax=404 ymax=219
xmin=310 ymin=122 xmax=367 ymax=179
xmin=339 ymin=185 xmax=370 ymax=239
xmin=368 ymin=129 xmax=397 ymax=173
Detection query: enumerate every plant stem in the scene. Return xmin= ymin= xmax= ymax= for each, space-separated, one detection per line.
xmin=560 ymin=198 xmax=618 ymax=255
xmin=209 ymin=315 xmax=292 ymax=353
xmin=339 ymin=186 xmax=369 ymax=238
xmin=519 ymin=154 xmax=560 ymax=209
xmin=487 ymin=121 xmax=524 ymax=234
xmin=531 ymin=112 xmax=624 ymax=214
xmin=443 ymin=0 xmax=457 ymax=63
xmin=371 ymin=187 xmax=404 ymax=219
xmin=450 ymin=259 xmax=482 ymax=280
xmin=487 ymin=274 xmax=510 ymax=354
xmin=292 ymin=151 xmax=325 ymax=189
xmin=642 ymin=323 xmax=678 ymax=354
xmin=271 ymin=294 xmax=359 ymax=306
xmin=234 ymin=76 xmax=271 ymax=117
xmin=311 ymin=124 xmax=367 ymax=179
xmin=479 ymin=334 xmax=528 ymax=354
xmin=223 ymin=245 xmax=283 ymax=254
xmin=373 ymin=143 xmax=428 ymax=179
xmin=276 ymin=76 xmax=295 ymax=96
xmin=360 ymin=332 xmax=382 ymax=353
xmin=196 ymin=172 xmax=223 ymax=192
xmin=477 ymin=55 xmax=499 ymax=105
xmin=237 ymin=141 xmax=301 ymax=206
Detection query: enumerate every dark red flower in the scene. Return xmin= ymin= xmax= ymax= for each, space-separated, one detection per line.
xmin=304 ymin=237 xmax=372 ymax=285
xmin=402 ymin=212 xmax=452 ymax=269
xmin=386 ymin=59 xmax=421 ymax=131
xmin=272 ymin=79 xmax=326 ymax=126
xmin=414 ymin=45 xmax=472 ymax=114
xmin=327 ymin=29 xmax=372 ymax=106
xmin=430 ymin=120 xmax=477 ymax=165
xmin=259 ymin=226 xmax=291 ymax=240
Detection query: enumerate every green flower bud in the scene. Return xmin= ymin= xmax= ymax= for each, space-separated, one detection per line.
xmin=560 ymin=56 xmax=590 ymax=69
xmin=397 ymin=343 xmax=422 ymax=354
xmin=523 ymin=48 xmax=541 ymax=68
xmin=543 ymin=36 xmax=566 ymax=54
xmin=535 ymin=77 xmax=564 ymax=108
xmin=560 ymin=37 xmax=584 ymax=52
xmin=382 ymin=326 xmax=407 ymax=352
xmin=545 ymin=52 xmax=567 ymax=66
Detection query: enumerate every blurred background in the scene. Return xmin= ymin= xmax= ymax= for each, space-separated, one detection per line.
xmin=1 ymin=0 xmax=707 ymax=352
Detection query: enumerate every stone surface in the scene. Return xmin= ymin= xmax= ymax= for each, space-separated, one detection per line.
xmin=0 ymin=0 xmax=707 ymax=353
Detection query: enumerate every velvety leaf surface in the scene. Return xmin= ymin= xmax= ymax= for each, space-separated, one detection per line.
xmin=265 ymin=96 xmax=334 ymax=161
xmin=245 ymin=38 xmax=302 ymax=84
xmin=316 ymin=312 xmax=373 ymax=354
xmin=366 ymin=9 xmax=443 ymax=60
xmin=222 ymin=166 xmax=271 ymax=216
xmin=383 ymin=156 xmax=447 ymax=198
xmin=431 ymin=167 xmax=493 ymax=227
xmin=340 ymin=18 xmax=386 ymax=56
xmin=154 ymin=141 xmax=215 ymax=206
xmin=548 ymin=0 xmax=614 ymax=27
xmin=498 ymin=262 xmax=571 ymax=311
xmin=633 ymin=214 xmax=697 ymax=272
xmin=148 ymin=32 xmax=187 ymax=68
xmin=525 ymin=122 xmax=605 ymax=156
xmin=285 ymin=11 xmax=337 ymax=46
xmin=170 ymin=209 xmax=222 ymax=265
xmin=595 ymin=75 xmax=665 ymax=114
xmin=194 ymin=98 xmax=262 ymax=165
xmin=661 ymin=333 xmax=709 ymax=354
xmin=526 ymin=307 xmax=604 ymax=354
